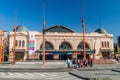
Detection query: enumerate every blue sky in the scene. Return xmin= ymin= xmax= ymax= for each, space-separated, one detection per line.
xmin=0 ymin=0 xmax=120 ymax=43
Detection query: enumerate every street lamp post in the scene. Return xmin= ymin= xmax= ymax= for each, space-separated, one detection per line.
xmin=2 ymin=38 xmax=5 ymax=62
xmin=13 ymin=25 xmax=16 ymax=64
xmin=43 ymin=22 xmax=46 ymax=65
xmin=93 ymin=38 xmax=96 ymax=60
xmin=0 ymin=30 xmax=4 ymax=63
xmin=0 ymin=31 xmax=2 ymax=63
xmin=42 ymin=0 xmax=46 ymax=65
xmin=93 ymin=38 xmax=96 ymax=68
xmin=82 ymin=0 xmax=86 ymax=60
xmin=2 ymin=30 xmax=5 ymax=62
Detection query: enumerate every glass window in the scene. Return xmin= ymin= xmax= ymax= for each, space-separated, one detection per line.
xmin=77 ymin=42 xmax=90 ymax=50
xmin=22 ymin=40 xmax=25 ymax=47
xmin=59 ymin=42 xmax=72 ymax=50
xmin=19 ymin=40 xmax=21 ymax=47
xmin=105 ymin=41 xmax=107 ymax=48
xmin=102 ymin=41 xmax=104 ymax=48
xmin=107 ymin=41 xmax=109 ymax=48
xmin=40 ymin=42 xmax=53 ymax=50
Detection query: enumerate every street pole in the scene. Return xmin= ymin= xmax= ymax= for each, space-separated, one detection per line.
xmin=0 ymin=31 xmax=2 ymax=63
xmin=82 ymin=0 xmax=86 ymax=60
xmin=42 ymin=0 xmax=46 ymax=65
xmin=2 ymin=30 xmax=4 ymax=62
xmin=43 ymin=29 xmax=46 ymax=65
xmin=13 ymin=25 xmax=16 ymax=64
xmin=93 ymin=38 xmax=96 ymax=68
xmin=2 ymin=38 xmax=4 ymax=62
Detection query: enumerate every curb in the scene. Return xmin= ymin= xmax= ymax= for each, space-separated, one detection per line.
xmin=69 ymin=71 xmax=112 ymax=80
xmin=69 ymin=71 xmax=89 ymax=80
xmin=111 ymin=69 xmax=120 ymax=72
xmin=0 ymin=68 xmax=71 ymax=72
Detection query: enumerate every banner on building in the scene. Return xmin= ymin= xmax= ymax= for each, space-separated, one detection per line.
xmin=29 ymin=32 xmax=35 ymax=54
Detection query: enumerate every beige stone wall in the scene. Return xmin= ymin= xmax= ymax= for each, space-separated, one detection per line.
xmin=9 ymin=31 xmax=114 ymax=60
xmin=9 ymin=32 xmax=29 ymax=61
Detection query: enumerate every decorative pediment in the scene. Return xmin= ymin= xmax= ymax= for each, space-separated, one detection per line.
xmin=102 ymin=34 xmax=111 ymax=37
xmin=45 ymin=25 xmax=75 ymax=33
xmin=16 ymin=32 xmax=27 ymax=36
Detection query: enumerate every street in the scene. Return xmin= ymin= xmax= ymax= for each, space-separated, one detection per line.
xmin=0 ymin=72 xmax=81 ymax=80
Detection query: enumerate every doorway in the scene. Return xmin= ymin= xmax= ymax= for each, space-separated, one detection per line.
xmin=16 ymin=52 xmax=25 ymax=61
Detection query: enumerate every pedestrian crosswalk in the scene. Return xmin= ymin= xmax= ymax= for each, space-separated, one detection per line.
xmin=0 ymin=72 xmax=81 ymax=80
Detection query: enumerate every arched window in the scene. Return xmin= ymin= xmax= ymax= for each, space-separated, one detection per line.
xmin=59 ymin=42 xmax=72 ymax=50
xmin=77 ymin=42 xmax=90 ymax=50
xmin=16 ymin=40 xmax=18 ymax=47
xmin=107 ymin=41 xmax=109 ymax=48
xmin=102 ymin=41 xmax=104 ymax=48
xmin=19 ymin=40 xmax=21 ymax=47
xmin=22 ymin=40 xmax=25 ymax=47
xmin=40 ymin=42 xmax=54 ymax=50
xmin=105 ymin=41 xmax=107 ymax=48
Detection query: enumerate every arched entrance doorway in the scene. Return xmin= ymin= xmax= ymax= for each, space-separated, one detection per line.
xmin=40 ymin=42 xmax=54 ymax=60
xmin=59 ymin=41 xmax=72 ymax=60
xmin=77 ymin=42 xmax=91 ymax=60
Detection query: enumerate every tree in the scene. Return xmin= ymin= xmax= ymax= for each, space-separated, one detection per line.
xmin=3 ymin=37 xmax=9 ymax=61
xmin=118 ymin=36 xmax=120 ymax=47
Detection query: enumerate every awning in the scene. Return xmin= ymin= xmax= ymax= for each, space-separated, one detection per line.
xmin=67 ymin=52 xmax=73 ymax=54
xmin=10 ymin=49 xmax=26 ymax=52
xmin=36 ymin=49 xmax=92 ymax=53
xmin=100 ymin=49 xmax=113 ymax=52
xmin=50 ymin=52 xmax=61 ymax=54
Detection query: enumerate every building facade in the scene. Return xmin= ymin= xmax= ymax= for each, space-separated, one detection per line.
xmin=9 ymin=25 xmax=114 ymax=61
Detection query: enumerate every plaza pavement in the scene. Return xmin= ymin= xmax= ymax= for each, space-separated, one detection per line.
xmin=0 ymin=61 xmax=120 ymax=80
xmin=0 ymin=61 xmax=120 ymax=70
xmin=69 ymin=63 xmax=120 ymax=80
xmin=0 ymin=61 xmax=67 ymax=72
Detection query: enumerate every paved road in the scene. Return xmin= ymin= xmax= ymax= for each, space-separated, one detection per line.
xmin=88 ymin=70 xmax=120 ymax=80
xmin=75 ymin=70 xmax=120 ymax=80
xmin=0 ymin=72 xmax=81 ymax=80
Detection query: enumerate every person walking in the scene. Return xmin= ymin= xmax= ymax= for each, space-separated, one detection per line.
xmin=67 ymin=58 xmax=71 ymax=68
xmin=90 ymin=58 xmax=93 ymax=67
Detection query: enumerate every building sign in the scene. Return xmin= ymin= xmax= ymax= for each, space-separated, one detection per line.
xmin=29 ymin=32 xmax=35 ymax=54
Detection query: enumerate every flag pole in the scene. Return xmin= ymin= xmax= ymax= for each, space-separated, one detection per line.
xmin=82 ymin=0 xmax=86 ymax=60
xmin=13 ymin=25 xmax=16 ymax=64
xmin=43 ymin=0 xmax=46 ymax=65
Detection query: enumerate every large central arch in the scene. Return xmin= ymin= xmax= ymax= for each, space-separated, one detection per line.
xmin=59 ymin=41 xmax=72 ymax=50
xmin=59 ymin=41 xmax=72 ymax=60
xmin=77 ymin=42 xmax=90 ymax=50
xmin=77 ymin=42 xmax=91 ymax=59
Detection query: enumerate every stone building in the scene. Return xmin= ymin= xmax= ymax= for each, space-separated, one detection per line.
xmin=9 ymin=25 xmax=114 ymax=61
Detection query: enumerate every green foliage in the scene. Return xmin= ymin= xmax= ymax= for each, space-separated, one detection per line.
xmin=117 ymin=47 xmax=120 ymax=54
xmin=3 ymin=38 xmax=9 ymax=61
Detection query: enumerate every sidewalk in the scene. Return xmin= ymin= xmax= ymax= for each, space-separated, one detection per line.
xmin=69 ymin=70 xmax=112 ymax=80
xmin=0 ymin=61 xmax=66 ymax=70
xmin=0 ymin=61 xmax=120 ymax=71
xmin=69 ymin=63 xmax=120 ymax=80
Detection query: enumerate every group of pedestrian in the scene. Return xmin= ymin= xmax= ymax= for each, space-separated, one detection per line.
xmin=72 ymin=58 xmax=87 ymax=68
xmin=64 ymin=58 xmax=93 ymax=68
